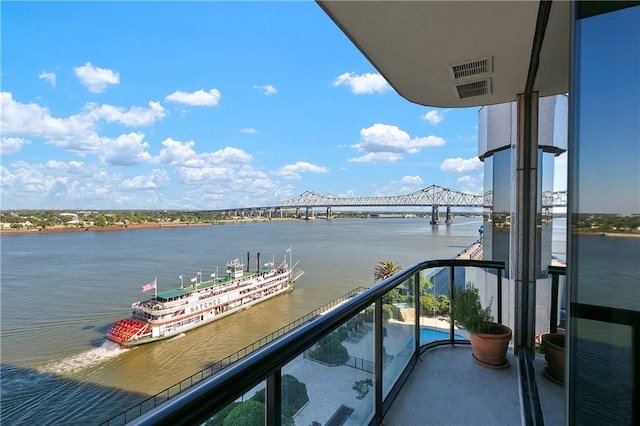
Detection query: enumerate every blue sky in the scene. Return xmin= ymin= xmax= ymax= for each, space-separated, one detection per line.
xmin=1 ymin=1 xmax=485 ymax=210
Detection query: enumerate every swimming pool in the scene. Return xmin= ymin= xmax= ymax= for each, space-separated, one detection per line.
xmin=407 ymin=328 xmax=465 ymax=345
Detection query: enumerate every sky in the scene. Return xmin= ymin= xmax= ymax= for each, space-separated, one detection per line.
xmin=2 ymin=1 xmax=487 ymax=210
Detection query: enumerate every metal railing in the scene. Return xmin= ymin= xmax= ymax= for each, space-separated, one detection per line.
xmin=126 ymin=258 xmax=505 ymax=426
xmin=548 ymin=265 xmax=566 ymax=333
xmin=100 ymin=287 xmax=368 ymax=425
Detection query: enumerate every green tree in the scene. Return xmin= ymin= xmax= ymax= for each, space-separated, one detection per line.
xmin=223 ymin=400 xmax=264 ymax=426
xmin=282 ymin=375 xmax=309 ymax=422
xmin=310 ymin=334 xmax=349 ymax=365
xmin=94 ymin=215 xmax=108 ymax=227
xmin=373 ymin=261 xmax=402 ymax=282
xmin=436 ymin=294 xmax=450 ymax=315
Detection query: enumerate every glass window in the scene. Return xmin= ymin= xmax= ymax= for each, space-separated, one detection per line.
xmin=570 ymin=5 xmax=639 ymax=424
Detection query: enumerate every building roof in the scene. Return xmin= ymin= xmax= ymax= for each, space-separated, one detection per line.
xmin=318 ymin=1 xmax=569 ymax=107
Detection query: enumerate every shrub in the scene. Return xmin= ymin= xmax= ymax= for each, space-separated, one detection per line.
xmin=382 ymin=304 xmax=393 ymax=321
xmin=310 ymin=334 xmax=349 ymax=364
xmin=436 ymin=294 xmax=450 ymax=316
xmin=223 ymin=400 xmax=264 ymax=426
xmin=420 ymin=293 xmax=436 ymax=315
xmin=452 ymin=285 xmax=493 ymax=334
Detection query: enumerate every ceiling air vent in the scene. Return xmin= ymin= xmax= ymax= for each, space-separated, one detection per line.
xmin=455 ymin=79 xmax=492 ymax=99
xmin=449 ymin=57 xmax=492 ymax=80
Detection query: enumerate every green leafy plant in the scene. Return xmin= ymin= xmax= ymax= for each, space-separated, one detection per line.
xmin=452 ymin=284 xmax=494 ymax=334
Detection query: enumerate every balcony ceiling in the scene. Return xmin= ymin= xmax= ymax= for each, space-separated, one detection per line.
xmin=318 ymin=1 xmax=569 ymax=107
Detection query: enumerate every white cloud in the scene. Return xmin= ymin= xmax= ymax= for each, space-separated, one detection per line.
xmin=1 ymin=92 xmax=99 ymax=152
xmin=45 ymin=160 xmax=88 ymax=174
xmin=159 ymin=138 xmax=199 ymax=166
xmin=1 ymin=93 xmax=169 ymax=158
xmin=73 ymin=62 xmax=120 ymax=93
xmin=440 ymin=156 xmax=483 ymax=174
xmin=239 ymin=128 xmax=258 ymax=134
xmin=159 ymin=139 xmax=252 ymax=169
xmin=100 ymin=132 xmax=153 ymax=166
xmin=400 ymin=175 xmax=423 ymax=185
xmin=2 ymin=160 xmax=180 ymax=209
xmin=165 ymin=89 xmax=221 ymax=106
xmin=206 ymin=147 xmax=253 ymax=165
xmin=83 ymin=101 xmax=166 ymax=126
xmin=0 ymin=160 xmax=115 ymax=204
xmin=1 ymin=137 xmax=30 ymax=155
xmin=332 ymin=72 xmax=391 ymax=94
xmin=278 ymin=161 xmax=328 ymax=180
xmin=422 ymin=110 xmax=444 ymax=125
xmin=122 ymin=169 xmax=169 ymax=190
xmin=457 ymin=175 xmax=477 ymax=186
xmin=350 ymin=123 xmax=445 ymax=163
xmin=38 ymin=71 xmax=57 ymax=87
xmin=348 ymin=152 xmax=402 ymax=163
xmin=253 ymin=84 xmax=278 ymax=96
xmin=456 ymin=175 xmax=482 ymax=194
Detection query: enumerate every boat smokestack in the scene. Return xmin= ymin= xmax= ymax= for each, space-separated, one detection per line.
xmin=257 ymin=252 xmax=260 ymax=272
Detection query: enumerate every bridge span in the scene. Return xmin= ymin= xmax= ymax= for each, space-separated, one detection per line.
xmin=220 ymin=185 xmax=566 ymax=225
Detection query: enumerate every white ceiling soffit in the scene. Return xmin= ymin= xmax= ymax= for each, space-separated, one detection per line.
xmin=318 ymin=1 xmax=569 ymax=108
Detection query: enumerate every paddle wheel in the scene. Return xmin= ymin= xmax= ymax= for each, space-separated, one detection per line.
xmin=106 ymin=319 xmax=149 ymax=344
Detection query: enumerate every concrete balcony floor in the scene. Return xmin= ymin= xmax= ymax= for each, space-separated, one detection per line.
xmin=383 ymin=345 xmax=565 ymax=425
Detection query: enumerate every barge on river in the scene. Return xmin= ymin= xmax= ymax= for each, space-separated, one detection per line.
xmin=106 ymin=251 xmax=303 ymax=347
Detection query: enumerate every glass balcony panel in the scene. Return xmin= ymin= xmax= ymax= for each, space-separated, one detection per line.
xmin=419 ymin=268 xmax=454 ymax=344
xmin=206 ymin=382 xmax=266 ymax=425
xmin=382 ymin=279 xmax=415 ymax=398
xmin=462 ymin=266 xmax=507 ymax=329
xmin=282 ymin=305 xmax=375 ymax=426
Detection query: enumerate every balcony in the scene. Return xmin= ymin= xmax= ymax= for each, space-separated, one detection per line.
xmin=109 ymin=259 xmax=571 ymax=426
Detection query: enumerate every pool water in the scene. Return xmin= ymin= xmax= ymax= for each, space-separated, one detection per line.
xmin=407 ymin=328 xmax=465 ymax=345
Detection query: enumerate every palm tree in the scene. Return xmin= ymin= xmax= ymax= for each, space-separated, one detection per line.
xmin=373 ymin=261 xmax=402 ymax=282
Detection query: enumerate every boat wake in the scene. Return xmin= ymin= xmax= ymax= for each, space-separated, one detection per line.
xmin=169 ymin=333 xmax=186 ymax=341
xmin=38 ymin=340 xmax=128 ymax=376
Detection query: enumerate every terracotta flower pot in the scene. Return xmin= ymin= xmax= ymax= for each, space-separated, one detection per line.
xmin=542 ymin=333 xmax=565 ymax=385
xmin=468 ymin=323 xmax=512 ymax=369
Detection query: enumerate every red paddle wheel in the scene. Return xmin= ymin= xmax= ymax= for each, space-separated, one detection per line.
xmin=106 ymin=319 xmax=148 ymax=344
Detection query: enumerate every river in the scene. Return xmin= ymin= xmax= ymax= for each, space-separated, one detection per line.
xmin=1 ymin=217 xmax=484 ymax=424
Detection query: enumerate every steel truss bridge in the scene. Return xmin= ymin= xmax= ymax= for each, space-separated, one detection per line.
xmin=222 ymin=185 xmax=566 ymax=224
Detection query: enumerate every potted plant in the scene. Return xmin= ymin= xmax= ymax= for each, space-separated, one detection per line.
xmin=452 ymin=284 xmax=512 ymax=369
xmin=541 ymin=333 xmax=565 ymax=384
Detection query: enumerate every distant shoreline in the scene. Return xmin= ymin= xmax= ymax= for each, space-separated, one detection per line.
xmin=0 ymin=218 xmax=297 ymax=236
xmin=2 ymin=219 xmax=638 ymax=238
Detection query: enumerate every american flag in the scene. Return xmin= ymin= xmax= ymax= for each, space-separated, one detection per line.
xmin=142 ymin=279 xmax=157 ymax=292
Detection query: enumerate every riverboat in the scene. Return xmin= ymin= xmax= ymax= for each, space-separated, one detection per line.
xmin=106 ymin=251 xmax=303 ymax=347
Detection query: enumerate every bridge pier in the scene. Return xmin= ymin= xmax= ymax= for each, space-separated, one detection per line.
xmin=430 ymin=205 xmax=440 ymax=225
xmin=445 ymin=206 xmax=453 ymax=225
xmin=305 ymin=207 xmax=314 ymax=220
xmin=326 ymin=206 xmax=332 ymax=220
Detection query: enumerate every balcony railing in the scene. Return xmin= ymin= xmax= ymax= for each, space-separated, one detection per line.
xmin=101 ymin=287 xmax=368 ymax=425
xmin=125 ymin=258 xmax=505 ymax=426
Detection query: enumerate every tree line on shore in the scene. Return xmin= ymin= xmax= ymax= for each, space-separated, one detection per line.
xmin=2 ymin=210 xmax=638 ymax=234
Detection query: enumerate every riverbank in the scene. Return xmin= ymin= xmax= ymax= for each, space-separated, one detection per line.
xmin=0 ymin=217 xmax=298 ymax=236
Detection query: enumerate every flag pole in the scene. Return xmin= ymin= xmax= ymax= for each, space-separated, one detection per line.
xmin=154 ymin=277 xmax=157 ymax=298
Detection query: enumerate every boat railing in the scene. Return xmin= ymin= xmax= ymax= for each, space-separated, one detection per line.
xmin=99 ymin=286 xmax=368 ymax=426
